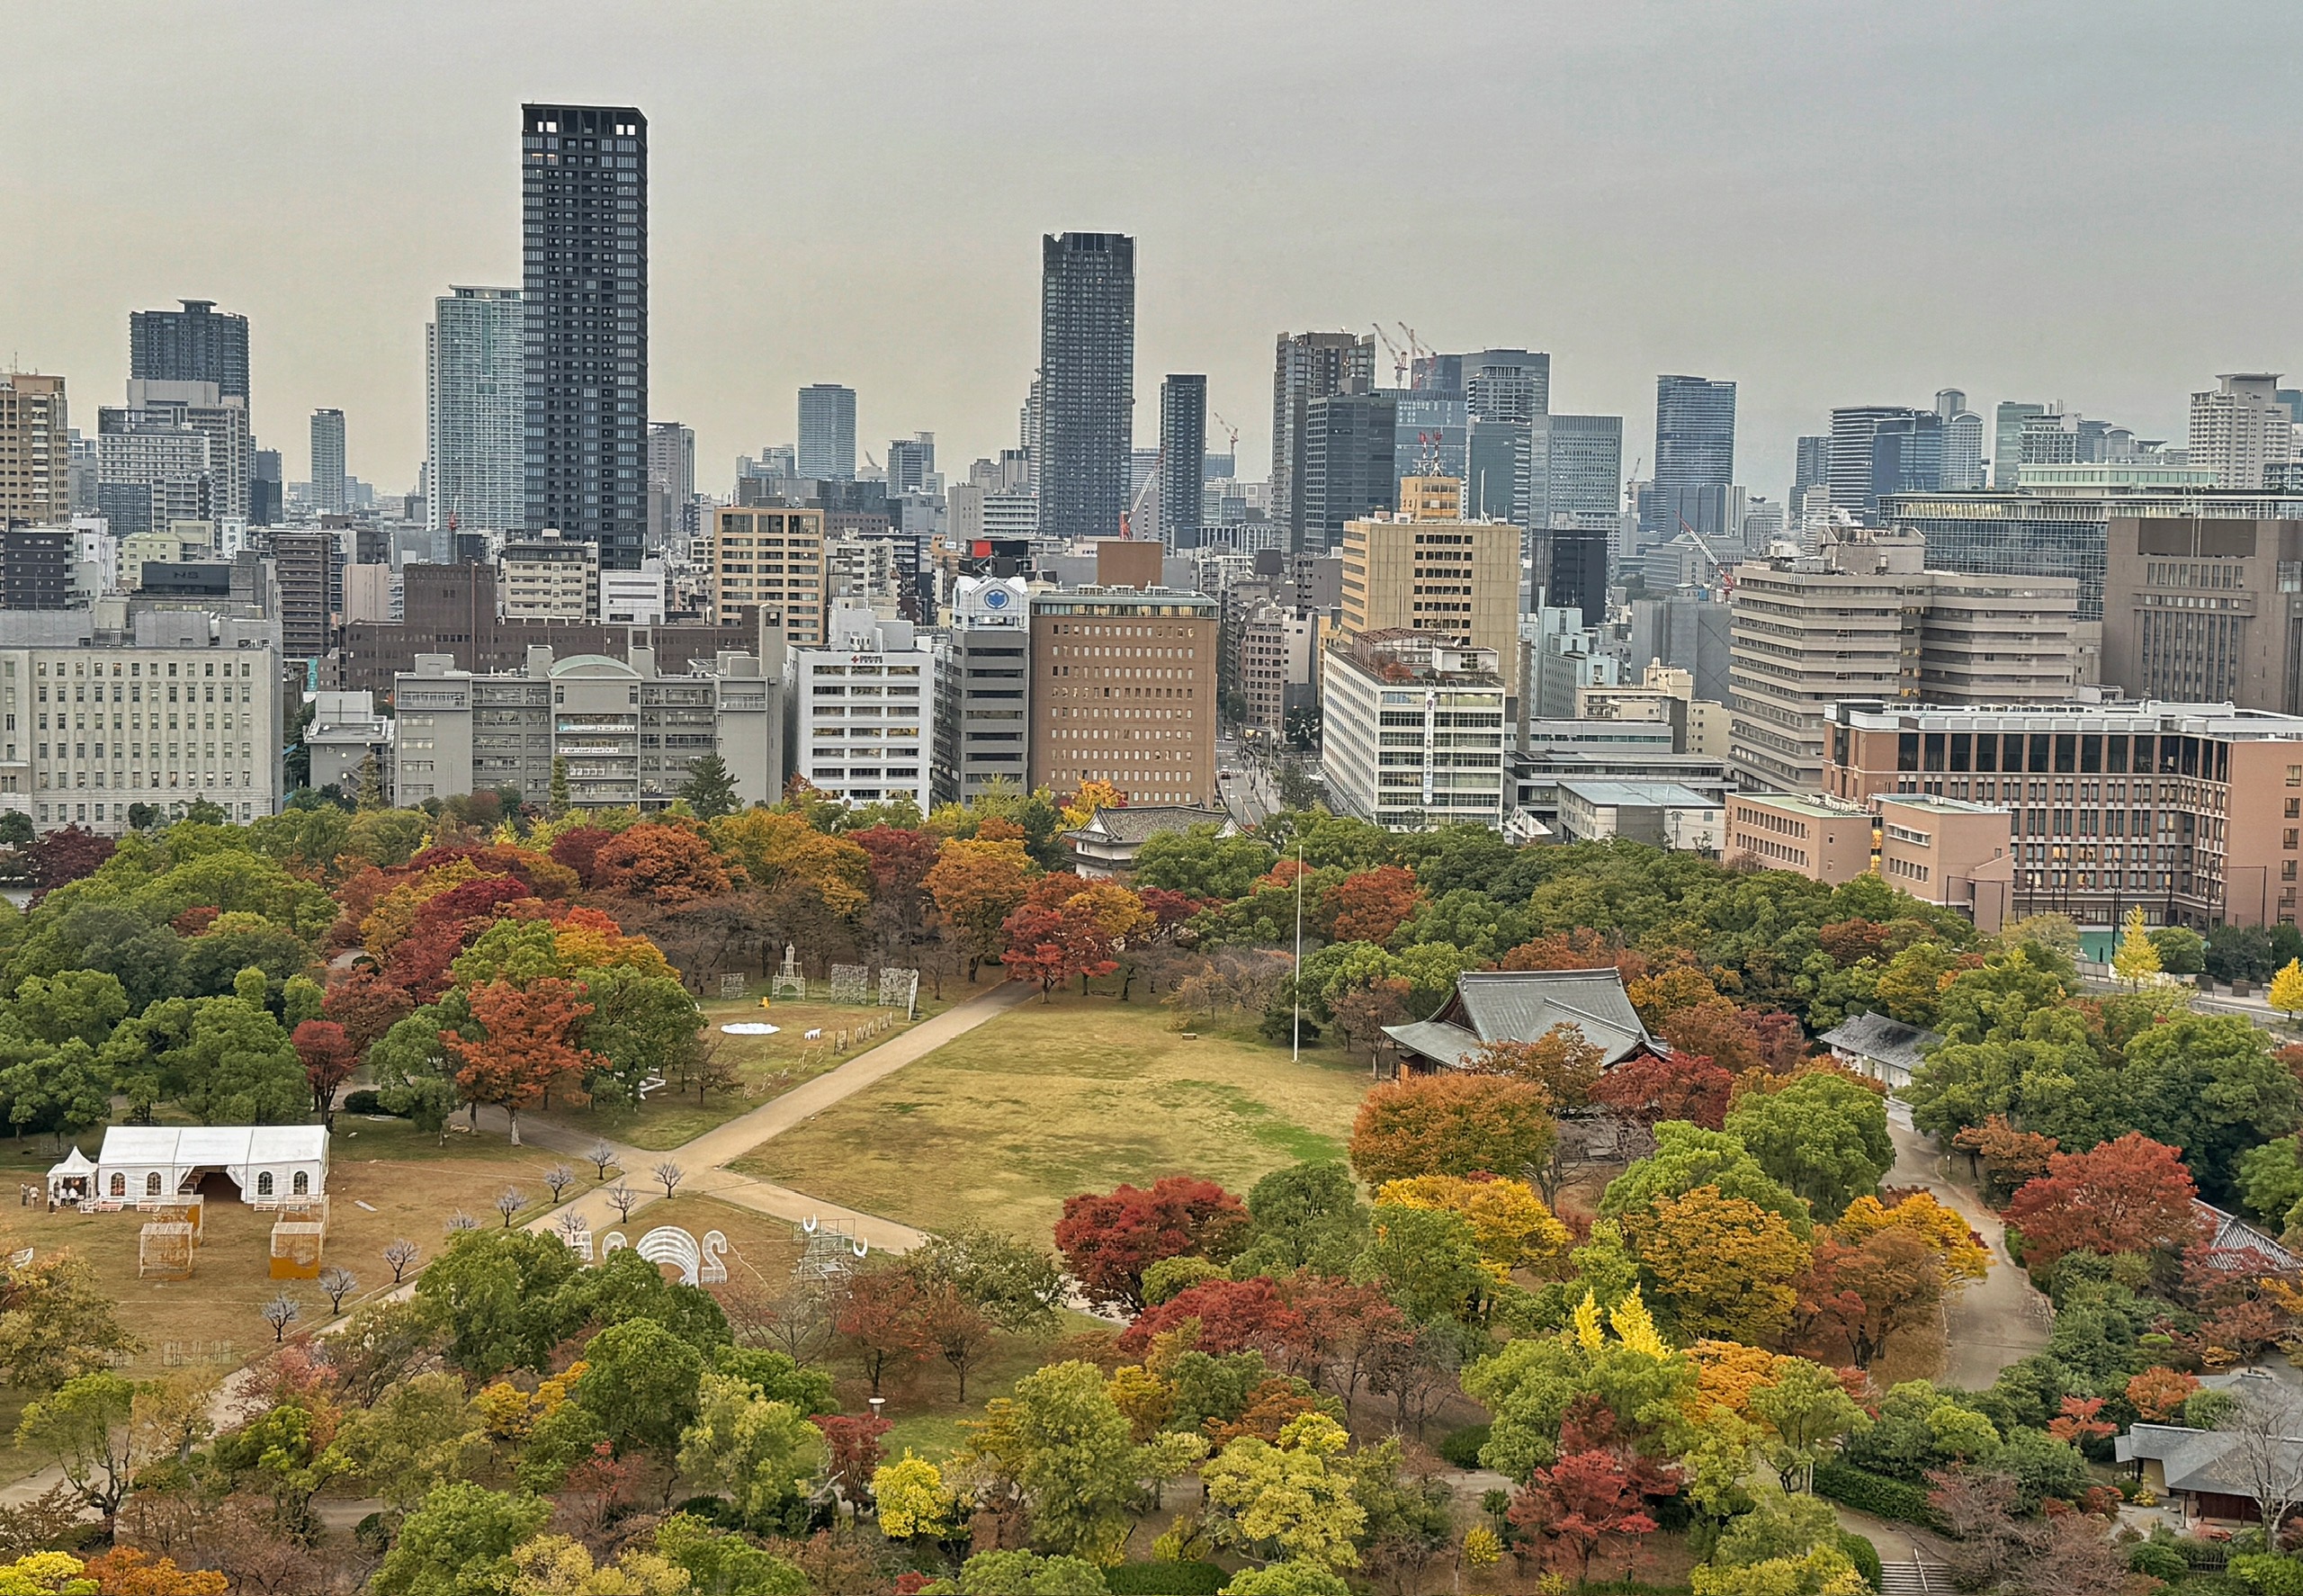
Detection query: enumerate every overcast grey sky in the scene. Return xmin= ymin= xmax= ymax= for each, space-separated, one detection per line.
xmin=6 ymin=2 xmax=2297 ymax=503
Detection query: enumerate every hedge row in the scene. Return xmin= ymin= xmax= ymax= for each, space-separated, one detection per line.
xmin=1103 ymin=1564 xmax=1228 ymax=1596
xmin=1812 ymin=1462 xmax=1942 ymax=1530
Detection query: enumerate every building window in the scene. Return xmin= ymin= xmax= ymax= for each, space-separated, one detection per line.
xmin=145 ymin=1172 xmax=161 ymax=1196
xmin=292 ymin=1170 xmax=309 ymax=1196
xmin=110 ymin=1173 xmax=125 ymax=1197
xmin=256 ymin=1171 xmax=274 ymax=1197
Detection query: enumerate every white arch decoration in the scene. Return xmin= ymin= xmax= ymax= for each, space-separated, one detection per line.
xmin=636 ymin=1224 xmax=705 ymax=1286
xmin=599 ymin=1230 xmax=629 ymax=1258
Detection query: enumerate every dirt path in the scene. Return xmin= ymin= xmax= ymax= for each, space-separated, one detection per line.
xmin=1886 ymin=1100 xmax=2054 ymax=1391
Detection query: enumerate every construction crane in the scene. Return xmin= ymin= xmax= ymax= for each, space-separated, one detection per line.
xmin=1119 ymin=444 xmax=1163 ymax=539
xmin=1370 ymin=325 xmax=1410 ymax=387
xmin=1209 ymin=408 xmax=1242 ymax=469
xmin=1396 ymin=322 xmax=1431 ymax=383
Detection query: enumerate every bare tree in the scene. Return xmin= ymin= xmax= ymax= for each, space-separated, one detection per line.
xmin=444 ymin=1210 xmax=478 ymax=1234
xmin=2214 ymin=1368 xmax=2303 ymax=1538
xmin=605 ymin=1184 xmax=638 ymax=1223
xmin=586 ymin=1140 xmax=621 ymax=1181
xmin=553 ymin=1209 xmax=591 ymax=1248
xmin=317 ymin=1267 xmax=359 ymax=1314
xmin=542 ymin=1163 xmax=576 ymax=1205
xmin=381 ymin=1238 xmax=420 ymax=1284
xmin=652 ymin=1160 xmax=686 ymax=1200
xmin=260 ymin=1294 xmax=301 ymax=1343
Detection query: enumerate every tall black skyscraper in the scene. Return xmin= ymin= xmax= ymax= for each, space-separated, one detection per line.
xmin=1036 ymin=232 xmax=1135 ymax=541
xmin=523 ymin=103 xmax=648 ymax=570
xmin=1157 ymin=374 xmax=1206 ymax=550
xmin=1301 ymin=390 xmax=1398 ymax=555
xmin=130 ymin=300 xmax=250 ymax=403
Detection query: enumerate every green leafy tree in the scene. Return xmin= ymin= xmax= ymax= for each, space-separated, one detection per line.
xmin=1724 ymin=1073 xmax=1893 ymax=1221
xmin=412 ymin=1230 xmax=587 ymax=1378
xmin=0 ymin=1253 xmax=141 ymax=1394
xmin=1202 ymin=1413 xmax=1367 ymax=1570
xmin=967 ymin=1360 xmax=1143 ymax=1561
xmin=371 ymin=1481 xmax=552 ymax=1596
xmin=13 ymin=1372 xmax=137 ymax=1531
xmin=325 ymin=1371 xmax=489 ymax=1510
xmin=10 ymin=971 xmax=129 ymax=1047
xmin=1747 ymin=1358 xmax=1868 ymax=1492
xmin=655 ymin=1514 xmax=808 ymax=1596
xmin=1599 ymin=1122 xmax=1815 ymax=1239
xmin=578 ymin=968 xmax=703 ymax=1106
xmin=1130 ymin=826 xmax=1277 ymax=901
xmin=1232 ymin=1161 xmax=1370 ymax=1277
xmin=369 ymin=1005 xmax=464 ymax=1135
xmin=549 ymin=757 xmax=571 ymax=819
xmin=677 ymin=1373 xmax=820 ymax=1530
xmin=677 ymin=753 xmax=743 ymax=821
xmin=575 ymin=1317 xmax=707 ymax=1460
xmin=1359 ymin=1203 xmax=1492 ymax=1324
xmin=2149 ymin=926 xmax=2208 ymax=976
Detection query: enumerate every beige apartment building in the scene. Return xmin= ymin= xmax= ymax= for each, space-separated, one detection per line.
xmin=1340 ymin=474 xmax=1519 ymax=663
xmin=709 ymin=504 xmax=826 ymax=646
xmin=1725 ymin=792 xmax=1874 ymax=883
xmin=499 ymin=530 xmax=599 ymax=622
xmin=1824 ymin=698 xmax=2303 ymax=931
xmin=0 ymin=374 xmax=68 ymax=526
xmin=1728 ymin=528 xmax=2078 ymax=790
xmin=1030 ymin=587 xmax=1219 ymax=807
xmin=1877 ymin=794 xmax=2015 ymax=919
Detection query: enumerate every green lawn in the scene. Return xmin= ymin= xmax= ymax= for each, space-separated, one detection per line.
xmin=539 ymin=992 xmax=947 ymax=1152
xmin=730 ymin=991 xmax=1375 ymax=1247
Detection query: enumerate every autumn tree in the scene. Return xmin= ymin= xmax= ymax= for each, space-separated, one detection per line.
xmin=1506 ymin=1407 xmax=1671 ymax=1583
xmin=1793 ymin=1228 xmax=1941 ymax=1368
xmin=1328 ymin=977 xmax=1412 ymax=1064
xmin=1593 ymin=1050 xmax=1736 ymax=1131
xmin=319 ymin=968 xmax=416 ymax=1057
xmin=1053 ymin=1177 xmax=1250 ymax=1314
xmin=1117 ymin=1276 xmax=1311 ymax=1362
xmin=1468 ymin=1025 xmax=1605 ymax=1110
xmin=441 ymin=979 xmax=605 ymax=1146
xmin=926 ymin=835 xmax=1037 ymax=981
xmin=1316 ymin=866 xmax=1423 ymax=947
xmin=2126 ymin=1367 xmax=2201 ymax=1421
xmin=850 ymin=824 xmax=941 ymax=955
xmin=1376 ymin=1174 xmax=1573 ymax=1278
xmin=591 ymin=821 xmax=734 ymax=907
xmin=1348 ymin=1073 xmax=1556 ymax=1188
xmin=2001 ymin=1132 xmax=2207 ymax=1278
xmin=290 ymin=1020 xmax=358 ymax=1130
xmin=1620 ymin=1184 xmax=1813 ymax=1343
xmin=1950 ymin=1115 xmax=2058 ymax=1206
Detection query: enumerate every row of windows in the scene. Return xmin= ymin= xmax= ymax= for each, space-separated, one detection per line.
xmin=105 ymin=1169 xmax=308 ymax=1198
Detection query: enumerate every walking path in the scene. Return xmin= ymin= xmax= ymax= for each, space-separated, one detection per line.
xmin=1885 ymin=1098 xmax=2054 ymax=1392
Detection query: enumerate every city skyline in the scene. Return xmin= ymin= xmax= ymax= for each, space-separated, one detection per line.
xmin=7 ymin=3 xmax=2301 ymax=502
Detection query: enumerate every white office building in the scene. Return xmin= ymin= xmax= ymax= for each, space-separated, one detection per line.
xmin=789 ymin=601 xmax=934 ymax=810
xmin=2189 ymin=373 xmax=2294 ymax=490
xmin=601 ymin=561 xmax=668 ymax=625
xmin=1322 ymin=630 xmax=1509 ymax=831
xmin=0 ymin=614 xmax=283 ymax=833
xmin=933 ymin=576 xmax=1031 ymax=803
xmin=392 ymin=644 xmax=780 ymax=811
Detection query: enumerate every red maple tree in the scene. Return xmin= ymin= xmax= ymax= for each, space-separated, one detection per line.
xmin=291 ymin=1020 xmax=359 ymax=1129
xmin=1317 ymin=865 xmax=1424 ymax=946
xmin=1506 ymin=1401 xmax=1673 ymax=1581
xmin=2001 ymin=1132 xmax=2208 ymax=1275
xmin=1592 ymin=1050 xmax=1735 ymax=1130
xmin=547 ymin=824 xmax=618 ymax=889
xmin=1054 ymin=1177 xmax=1250 ymax=1314
xmin=829 ymin=1269 xmax=925 ymax=1395
xmin=319 ymin=968 xmax=415 ymax=1056
xmin=1118 ymin=1276 xmax=1311 ymax=1361
xmin=441 ymin=977 xmax=601 ymax=1145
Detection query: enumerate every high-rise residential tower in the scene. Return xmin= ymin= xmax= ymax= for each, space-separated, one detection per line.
xmin=0 ymin=375 xmax=70 ymax=526
xmin=1036 ymin=232 xmax=1136 ymax=541
xmin=645 ymin=420 xmax=695 ymax=544
xmin=426 ymin=286 xmax=525 ymax=536
xmin=130 ymin=300 xmax=250 ymax=404
xmin=523 ymin=103 xmax=648 ymax=570
xmin=309 ymin=408 xmax=346 ymax=515
xmin=1936 ymin=390 xmax=1986 ymax=490
xmin=2190 ymin=372 xmax=2293 ymax=489
xmin=1157 ymin=374 xmax=1206 ymax=550
xmin=1271 ymin=332 xmax=1375 ymax=551
xmin=797 ymin=385 xmax=856 ymax=480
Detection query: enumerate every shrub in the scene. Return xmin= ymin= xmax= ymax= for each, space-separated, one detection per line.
xmin=1105 ymin=1565 xmax=1228 ymax=1596
xmin=2128 ymin=1540 xmax=2190 ymax=1580
xmin=2233 ymin=1553 xmax=2303 ymax=1595
xmin=1837 ymin=1531 xmax=1882 ymax=1591
xmin=1436 ymin=1423 xmax=1491 ymax=1470
xmin=1812 ymin=1462 xmax=1940 ymax=1529
xmin=343 ymin=1088 xmax=397 ymax=1116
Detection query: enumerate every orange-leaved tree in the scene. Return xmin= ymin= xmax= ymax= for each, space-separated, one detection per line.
xmin=1317 ymin=865 xmax=1424 ymax=946
xmin=926 ymin=835 xmax=1037 ymax=982
xmin=443 ymin=977 xmax=604 ymax=1146
xmin=590 ymin=820 xmax=734 ymax=907
xmin=2000 ymin=1131 xmax=2207 ymax=1278
xmin=1468 ymin=1023 xmax=1606 ymax=1110
xmin=1621 ymin=1183 xmax=1813 ymax=1343
xmin=1348 ymin=1073 xmax=1555 ymax=1187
